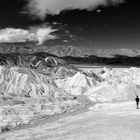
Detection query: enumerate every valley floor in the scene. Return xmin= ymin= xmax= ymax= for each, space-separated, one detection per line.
xmin=1 ymin=101 xmax=140 ymax=140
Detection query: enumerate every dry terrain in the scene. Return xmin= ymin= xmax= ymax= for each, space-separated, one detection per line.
xmin=1 ymin=102 xmax=140 ymax=140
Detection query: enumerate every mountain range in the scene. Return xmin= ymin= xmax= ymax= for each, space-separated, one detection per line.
xmin=0 ymin=42 xmax=140 ymax=66
xmin=1 ymin=41 xmax=140 ymax=132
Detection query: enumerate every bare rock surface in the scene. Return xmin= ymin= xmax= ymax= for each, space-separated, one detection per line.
xmin=1 ymin=64 xmax=140 ymax=139
xmin=0 ymin=65 xmax=81 ymax=132
xmin=1 ymin=102 xmax=140 ymax=140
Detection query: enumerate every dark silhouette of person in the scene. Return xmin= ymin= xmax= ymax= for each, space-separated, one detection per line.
xmin=135 ymin=95 xmax=139 ymax=109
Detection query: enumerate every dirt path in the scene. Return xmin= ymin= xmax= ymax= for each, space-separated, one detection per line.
xmin=1 ymin=102 xmax=140 ymax=140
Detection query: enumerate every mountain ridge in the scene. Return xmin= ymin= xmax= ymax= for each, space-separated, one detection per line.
xmin=0 ymin=42 xmax=140 ymax=66
xmin=0 ymin=42 xmax=140 ymax=57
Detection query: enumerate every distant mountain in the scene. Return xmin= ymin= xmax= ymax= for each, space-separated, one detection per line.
xmin=46 ymin=46 xmax=140 ymax=58
xmin=0 ymin=42 xmax=140 ymax=66
xmin=0 ymin=42 xmax=140 ymax=57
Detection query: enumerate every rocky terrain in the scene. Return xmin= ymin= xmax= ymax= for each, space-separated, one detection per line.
xmin=0 ymin=42 xmax=140 ymax=137
xmin=0 ymin=65 xmax=78 ymax=132
xmin=0 ymin=60 xmax=140 ymax=133
xmin=0 ymin=54 xmax=101 ymax=133
xmin=1 ymin=65 xmax=140 ymax=139
xmin=1 ymin=42 xmax=140 ymax=66
xmin=1 ymin=42 xmax=140 ymax=57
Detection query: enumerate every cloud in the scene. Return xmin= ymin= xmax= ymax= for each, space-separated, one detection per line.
xmin=25 ymin=0 xmax=124 ymax=19
xmin=0 ymin=28 xmax=31 ymax=43
xmin=36 ymin=27 xmax=57 ymax=45
xmin=0 ymin=26 xmax=57 ymax=45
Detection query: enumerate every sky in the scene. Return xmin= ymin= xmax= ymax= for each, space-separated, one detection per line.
xmin=0 ymin=0 xmax=140 ymax=49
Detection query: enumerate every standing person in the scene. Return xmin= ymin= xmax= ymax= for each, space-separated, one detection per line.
xmin=135 ymin=95 xmax=139 ymax=109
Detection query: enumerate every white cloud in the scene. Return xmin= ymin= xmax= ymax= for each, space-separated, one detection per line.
xmin=25 ymin=0 xmax=124 ymax=19
xmin=0 ymin=28 xmax=30 ymax=43
xmin=36 ymin=27 xmax=57 ymax=45
xmin=0 ymin=26 xmax=57 ymax=45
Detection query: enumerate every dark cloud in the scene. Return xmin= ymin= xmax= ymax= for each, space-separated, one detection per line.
xmin=25 ymin=0 xmax=124 ymax=20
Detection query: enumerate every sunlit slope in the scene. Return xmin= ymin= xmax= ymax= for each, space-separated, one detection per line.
xmin=0 ymin=66 xmax=65 ymax=97
xmin=55 ymin=67 xmax=140 ymax=102
xmin=0 ymin=65 xmax=79 ymax=132
xmin=1 ymin=57 xmax=140 ymax=132
xmin=55 ymin=71 xmax=103 ymax=95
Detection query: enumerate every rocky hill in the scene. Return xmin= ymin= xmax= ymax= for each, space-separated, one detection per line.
xmin=0 ymin=42 xmax=140 ymax=67
xmin=0 ymin=42 xmax=140 ymax=57
xmin=1 ymin=41 xmax=140 ymax=132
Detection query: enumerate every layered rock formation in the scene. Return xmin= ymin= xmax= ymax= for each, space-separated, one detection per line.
xmin=0 ymin=58 xmax=79 ymax=132
xmin=55 ymin=67 xmax=140 ymax=103
xmin=1 ymin=42 xmax=140 ymax=133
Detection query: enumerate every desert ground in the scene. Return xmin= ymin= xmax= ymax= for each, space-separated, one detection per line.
xmin=1 ymin=64 xmax=140 ymax=140
xmin=1 ymin=101 xmax=140 ymax=140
